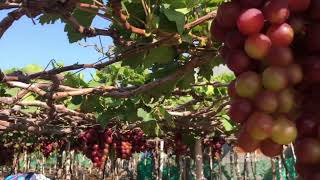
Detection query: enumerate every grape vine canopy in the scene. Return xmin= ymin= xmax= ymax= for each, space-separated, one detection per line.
xmin=0 ymin=0 xmax=233 ymax=146
xmin=4 ymin=0 xmax=318 ymax=179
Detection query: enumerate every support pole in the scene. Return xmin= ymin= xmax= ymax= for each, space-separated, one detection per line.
xmin=195 ymin=138 xmax=204 ymax=180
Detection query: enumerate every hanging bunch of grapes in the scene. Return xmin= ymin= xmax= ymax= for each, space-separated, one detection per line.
xmin=40 ymin=142 xmax=55 ymax=158
xmin=204 ymin=136 xmax=227 ymax=159
xmin=78 ymin=126 xmax=151 ymax=167
xmin=172 ymin=133 xmax=189 ymax=156
xmin=78 ymin=127 xmax=111 ymax=168
xmin=212 ymin=0 xmax=320 ymax=178
xmin=113 ymin=128 xmax=147 ymax=159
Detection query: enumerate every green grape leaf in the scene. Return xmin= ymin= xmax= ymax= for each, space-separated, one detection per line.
xmin=157 ymin=107 xmax=175 ymax=128
xmin=0 ymin=85 xmax=6 ymax=96
xmin=140 ymin=120 xmax=161 ymax=137
xmin=158 ymin=13 xmax=179 ymax=33
xmin=67 ymin=96 xmax=83 ymax=110
xmin=20 ymin=95 xmax=38 ymax=113
xmin=64 ymin=0 xmax=97 ymax=43
xmin=162 ymin=0 xmax=198 ymax=9
xmin=163 ymin=0 xmax=187 ymax=8
xmin=148 ymin=62 xmax=180 ymax=80
xmin=67 ymin=102 xmax=81 ymax=111
xmin=80 ymin=95 xmax=103 ymax=113
xmin=63 ymin=72 xmax=88 ymax=88
xmin=177 ymin=72 xmax=195 ymax=89
xmin=97 ymin=112 xmax=112 ymax=128
xmin=144 ymin=46 xmax=177 ymax=66
xmin=22 ymin=64 xmax=43 ymax=74
xmin=220 ymin=114 xmax=236 ymax=132
xmin=122 ymin=45 xmax=177 ymax=68
xmin=5 ymin=88 xmax=19 ymax=97
xmin=199 ymin=57 xmax=224 ymax=80
xmin=123 ymin=1 xmax=146 ymax=28
xmin=144 ymin=80 xmax=177 ymax=99
xmin=122 ymin=100 xmax=140 ymax=122
xmin=162 ymin=5 xmax=186 ymax=34
xmin=38 ymin=14 xmax=61 ymax=25
xmin=137 ymin=108 xmax=155 ymax=122
xmin=181 ymin=34 xmax=193 ymax=44
xmin=121 ymin=52 xmax=147 ymax=68
xmin=181 ymin=133 xmax=197 ymax=151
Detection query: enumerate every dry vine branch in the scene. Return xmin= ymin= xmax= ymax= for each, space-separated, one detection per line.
xmin=0 ymin=1 xmax=226 ymax=136
xmin=100 ymin=53 xmax=217 ymax=98
xmin=0 ymin=109 xmax=94 ymax=135
xmin=184 ymin=11 xmax=217 ymax=30
xmin=207 ymin=101 xmax=231 ymax=119
xmin=5 ymin=80 xmax=116 ymax=99
xmin=0 ymin=0 xmax=217 ymax=39
xmin=62 ymin=13 xmax=114 ymax=37
xmin=3 ymin=52 xmax=217 ymax=101
xmin=0 ymin=2 xmax=21 ymax=10
xmin=1 ymin=35 xmax=177 ymax=82
xmin=0 ymin=8 xmax=25 ymax=38
xmin=0 ymin=97 xmax=95 ymax=121
xmin=189 ymin=96 xmax=229 ymax=117
xmin=109 ymin=0 xmax=147 ymax=36
xmin=192 ymin=82 xmax=228 ymax=88
xmin=6 ymin=81 xmax=47 ymax=96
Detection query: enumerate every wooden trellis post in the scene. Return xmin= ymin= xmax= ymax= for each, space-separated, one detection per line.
xmin=271 ymin=158 xmax=276 ymax=180
xmin=56 ymin=148 xmax=64 ymax=178
xmin=64 ymin=141 xmax=72 ymax=180
xmin=159 ymin=140 xmax=164 ymax=180
xmin=229 ymin=145 xmax=235 ymax=179
xmin=41 ymin=156 xmax=45 ymax=175
xmin=23 ymin=151 xmax=27 ymax=172
xmin=234 ymin=149 xmax=241 ymax=180
xmin=155 ymin=139 xmax=159 ymax=180
xmin=180 ymin=155 xmax=186 ymax=180
xmin=195 ymin=138 xmax=204 ymax=180
xmin=278 ymin=157 xmax=283 ymax=180
xmin=208 ymin=147 xmax=213 ymax=180
xmin=13 ymin=152 xmax=18 ymax=174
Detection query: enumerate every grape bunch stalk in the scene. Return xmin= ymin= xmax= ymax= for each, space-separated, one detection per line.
xmin=212 ymin=0 xmax=320 ymax=178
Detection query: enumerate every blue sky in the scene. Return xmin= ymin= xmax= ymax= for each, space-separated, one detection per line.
xmin=0 ymin=10 xmax=113 ymax=77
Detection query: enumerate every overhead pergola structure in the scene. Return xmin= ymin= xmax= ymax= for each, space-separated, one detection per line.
xmin=0 ymin=79 xmax=230 ymax=136
xmin=0 ymin=0 xmax=232 ymax=138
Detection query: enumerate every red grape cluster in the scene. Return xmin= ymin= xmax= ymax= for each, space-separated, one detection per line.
xmin=212 ymin=0 xmax=320 ymax=178
xmin=78 ymin=127 xmax=149 ymax=167
xmin=172 ymin=133 xmax=188 ymax=156
xmin=112 ymin=128 xmax=147 ymax=159
xmin=130 ymin=128 xmax=147 ymax=153
xmin=117 ymin=141 xmax=132 ymax=159
xmin=78 ymin=127 xmax=111 ymax=168
xmin=40 ymin=142 xmax=55 ymax=157
xmin=89 ymin=143 xmax=109 ymax=169
xmin=204 ymin=137 xmax=226 ymax=159
xmin=40 ymin=140 xmax=65 ymax=157
xmin=294 ymin=85 xmax=320 ymax=178
xmin=145 ymin=141 xmax=156 ymax=152
xmin=157 ymin=133 xmax=189 ymax=155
